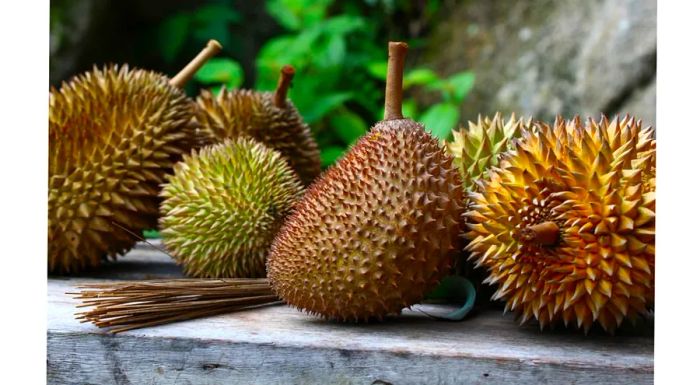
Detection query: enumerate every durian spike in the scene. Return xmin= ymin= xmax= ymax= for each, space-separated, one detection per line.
xmin=273 ymin=65 xmax=295 ymax=108
xmin=71 ymin=278 xmax=281 ymax=333
xmin=384 ymin=41 xmax=408 ymax=120
xmin=169 ymin=39 xmax=222 ymax=88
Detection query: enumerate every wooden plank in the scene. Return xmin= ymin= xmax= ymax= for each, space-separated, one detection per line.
xmin=48 ymin=245 xmax=653 ymax=385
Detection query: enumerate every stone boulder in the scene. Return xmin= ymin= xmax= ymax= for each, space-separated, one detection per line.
xmin=425 ymin=0 xmax=656 ymax=126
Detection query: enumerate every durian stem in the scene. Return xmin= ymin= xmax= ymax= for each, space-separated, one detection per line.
xmin=384 ymin=41 xmax=408 ymax=121
xmin=519 ymin=221 xmax=560 ymax=245
xmin=169 ymin=39 xmax=223 ymax=88
xmin=273 ymin=65 xmax=295 ymax=108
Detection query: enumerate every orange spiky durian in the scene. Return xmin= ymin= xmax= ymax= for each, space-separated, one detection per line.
xmin=266 ymin=42 xmax=464 ymax=321
xmin=48 ymin=41 xmax=222 ymax=274
xmin=159 ymin=138 xmax=304 ymax=278
xmin=446 ymin=113 xmax=532 ymax=192
xmin=194 ymin=66 xmax=321 ymax=185
xmin=465 ymin=115 xmax=655 ymax=333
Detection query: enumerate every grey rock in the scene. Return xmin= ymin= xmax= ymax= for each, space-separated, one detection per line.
xmin=619 ymin=78 xmax=656 ymax=127
xmin=425 ymin=0 xmax=656 ymax=126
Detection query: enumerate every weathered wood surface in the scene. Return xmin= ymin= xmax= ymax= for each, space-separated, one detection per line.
xmin=48 ymin=243 xmax=653 ymax=385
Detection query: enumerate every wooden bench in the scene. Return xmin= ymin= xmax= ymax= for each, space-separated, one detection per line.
xmin=47 ymin=243 xmax=653 ymax=384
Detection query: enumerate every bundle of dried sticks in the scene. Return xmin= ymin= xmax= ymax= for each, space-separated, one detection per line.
xmin=72 ymin=278 xmax=281 ymax=333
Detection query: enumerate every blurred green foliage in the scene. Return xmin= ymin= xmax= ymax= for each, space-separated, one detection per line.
xmin=156 ymin=0 xmax=475 ymax=168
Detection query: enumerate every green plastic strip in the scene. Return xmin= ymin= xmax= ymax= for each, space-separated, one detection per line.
xmin=422 ymin=275 xmax=477 ymax=321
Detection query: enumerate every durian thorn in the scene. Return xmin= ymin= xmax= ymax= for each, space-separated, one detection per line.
xmin=384 ymin=41 xmax=408 ymax=121
xmin=169 ymin=39 xmax=223 ymax=88
xmin=518 ymin=221 xmax=560 ymax=246
xmin=273 ymin=65 xmax=295 ymax=108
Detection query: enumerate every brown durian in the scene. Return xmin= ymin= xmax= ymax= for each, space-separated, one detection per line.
xmin=266 ymin=42 xmax=464 ymax=321
xmin=465 ymin=115 xmax=655 ymax=333
xmin=159 ymin=138 xmax=304 ymax=278
xmin=194 ymin=66 xmax=321 ymax=185
xmin=48 ymin=40 xmax=222 ymax=274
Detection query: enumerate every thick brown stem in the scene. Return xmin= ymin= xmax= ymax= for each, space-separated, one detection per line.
xmin=518 ymin=221 xmax=560 ymax=246
xmin=383 ymin=41 xmax=408 ymax=121
xmin=273 ymin=65 xmax=295 ymax=108
xmin=169 ymin=39 xmax=223 ymax=88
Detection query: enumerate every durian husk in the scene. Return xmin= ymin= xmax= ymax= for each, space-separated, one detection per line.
xmin=267 ymin=119 xmax=465 ymax=321
xmin=465 ymin=115 xmax=655 ymax=333
xmin=194 ymin=82 xmax=321 ymax=185
xmin=446 ymin=112 xmax=533 ymax=192
xmin=446 ymin=113 xmax=533 ymax=300
xmin=159 ymin=138 xmax=304 ymax=278
xmin=49 ymin=65 xmax=197 ymax=274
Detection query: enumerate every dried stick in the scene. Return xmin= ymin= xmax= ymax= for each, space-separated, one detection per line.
xmin=71 ymin=278 xmax=281 ymax=333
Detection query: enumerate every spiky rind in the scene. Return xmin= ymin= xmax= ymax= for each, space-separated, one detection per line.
xmin=195 ymin=88 xmax=321 ymax=185
xmin=267 ymin=119 xmax=464 ymax=321
xmin=49 ymin=65 xmax=196 ymax=274
xmin=160 ymin=138 xmax=304 ymax=278
xmin=465 ymin=115 xmax=655 ymax=333
xmin=446 ymin=112 xmax=532 ymax=192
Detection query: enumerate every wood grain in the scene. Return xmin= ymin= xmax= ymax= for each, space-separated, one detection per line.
xmin=48 ymin=243 xmax=653 ymax=384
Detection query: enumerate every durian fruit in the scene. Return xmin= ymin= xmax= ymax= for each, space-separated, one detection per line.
xmin=446 ymin=113 xmax=534 ymax=293
xmin=267 ymin=42 xmax=464 ymax=321
xmin=465 ymin=115 xmax=655 ymax=333
xmin=194 ymin=66 xmax=321 ymax=185
xmin=159 ymin=138 xmax=304 ymax=278
xmin=446 ymin=113 xmax=532 ymax=192
xmin=48 ymin=40 xmax=222 ymax=274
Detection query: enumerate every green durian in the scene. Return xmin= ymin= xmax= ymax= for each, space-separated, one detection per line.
xmin=446 ymin=113 xmax=532 ymax=192
xmin=159 ymin=138 xmax=304 ymax=278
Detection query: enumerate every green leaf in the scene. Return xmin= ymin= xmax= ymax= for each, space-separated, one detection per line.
xmin=320 ymin=146 xmax=346 ymax=168
xmin=321 ymin=15 xmax=364 ymax=36
xmin=329 ymin=108 xmax=367 ymax=145
xmin=300 ymin=93 xmax=352 ymax=124
xmin=447 ymin=71 xmax=475 ymax=101
xmin=418 ymin=102 xmax=459 ymax=140
xmin=193 ymin=22 xmax=231 ymax=49
xmin=191 ymin=4 xmax=240 ymax=49
xmin=194 ymin=58 xmax=244 ymax=89
xmin=317 ymin=34 xmax=346 ymax=67
xmin=266 ymin=0 xmax=332 ymax=31
xmin=257 ymin=29 xmax=322 ymax=71
xmin=402 ymin=99 xmax=418 ymax=120
xmin=143 ymin=229 xmax=161 ymax=239
xmin=404 ymin=68 xmax=439 ymax=87
xmin=266 ymin=0 xmax=302 ymax=30
xmin=256 ymin=36 xmax=300 ymax=85
xmin=192 ymin=4 xmax=240 ymax=24
xmin=157 ymin=13 xmax=190 ymax=64
xmin=366 ymin=61 xmax=387 ymax=80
